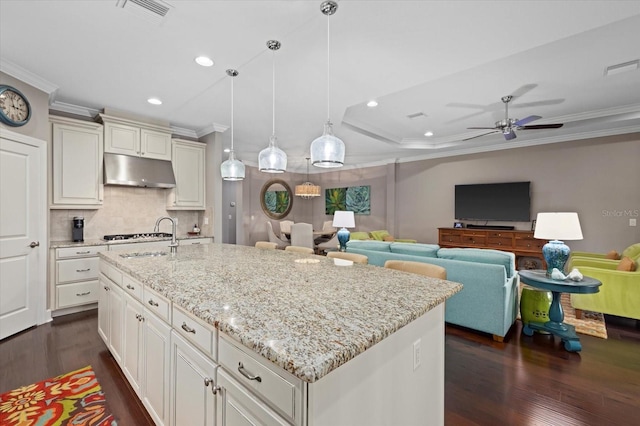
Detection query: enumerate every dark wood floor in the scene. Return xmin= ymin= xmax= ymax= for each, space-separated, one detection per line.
xmin=1 ymin=311 xmax=639 ymax=425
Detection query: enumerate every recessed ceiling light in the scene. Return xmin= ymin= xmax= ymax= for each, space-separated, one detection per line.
xmin=147 ymin=98 xmax=162 ymax=105
xmin=424 ymin=131 xmax=434 ymax=137
xmin=367 ymin=100 xmax=378 ymax=108
xmin=223 ymin=148 xmax=231 ymax=153
xmin=195 ymin=56 xmax=214 ymax=67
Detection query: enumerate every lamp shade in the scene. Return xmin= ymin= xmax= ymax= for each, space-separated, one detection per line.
xmin=295 ymin=182 xmax=321 ymax=198
xmin=220 ymin=150 xmax=245 ymax=181
xmin=332 ymin=210 xmax=355 ymax=228
xmin=534 ymin=212 xmax=583 ymax=241
xmin=258 ymin=135 xmax=287 ymax=173
xmin=311 ymin=121 xmax=345 ymax=168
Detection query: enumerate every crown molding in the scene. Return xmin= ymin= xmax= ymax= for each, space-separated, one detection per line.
xmin=49 ymin=101 xmax=100 ymax=118
xmin=196 ymin=123 xmax=229 ymax=138
xmin=0 ymin=58 xmax=59 ymax=96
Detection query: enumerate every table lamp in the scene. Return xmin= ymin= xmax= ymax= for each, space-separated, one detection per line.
xmin=332 ymin=210 xmax=355 ymax=252
xmin=534 ymin=212 xmax=583 ymax=277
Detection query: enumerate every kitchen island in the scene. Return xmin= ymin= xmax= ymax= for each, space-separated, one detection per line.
xmin=99 ymin=244 xmax=461 ymax=426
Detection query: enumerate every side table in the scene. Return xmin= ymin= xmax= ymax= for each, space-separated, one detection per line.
xmin=518 ymin=269 xmax=601 ymax=352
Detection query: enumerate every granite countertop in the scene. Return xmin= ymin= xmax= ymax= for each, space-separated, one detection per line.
xmin=50 ymin=234 xmax=213 ymax=249
xmin=99 ymin=244 xmax=462 ymax=383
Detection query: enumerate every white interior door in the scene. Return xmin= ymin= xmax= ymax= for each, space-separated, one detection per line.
xmin=0 ymin=130 xmax=47 ymax=340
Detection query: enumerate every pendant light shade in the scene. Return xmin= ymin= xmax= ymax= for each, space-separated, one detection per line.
xmin=221 ymin=69 xmax=245 ymax=181
xmin=310 ymin=0 xmax=344 ymax=168
xmin=259 ymin=40 xmax=287 ymax=173
xmin=295 ymin=157 xmax=322 ymax=198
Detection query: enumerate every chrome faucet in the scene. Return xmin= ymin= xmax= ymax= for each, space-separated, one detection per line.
xmin=154 ymin=216 xmax=178 ymax=254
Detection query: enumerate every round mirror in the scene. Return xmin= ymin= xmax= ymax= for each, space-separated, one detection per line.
xmin=260 ymin=179 xmax=293 ymax=220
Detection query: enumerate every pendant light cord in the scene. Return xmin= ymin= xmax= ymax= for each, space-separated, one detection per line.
xmin=272 ymin=49 xmax=276 ymax=136
xmin=231 ymin=75 xmax=234 ymax=152
xmin=326 ymin=10 xmax=331 ymax=122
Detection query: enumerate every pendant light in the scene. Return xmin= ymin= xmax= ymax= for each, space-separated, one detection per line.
xmin=310 ymin=0 xmax=345 ymax=168
xmin=220 ymin=69 xmax=245 ymax=181
xmin=295 ymin=157 xmax=322 ymax=198
xmin=258 ymin=40 xmax=287 ymax=173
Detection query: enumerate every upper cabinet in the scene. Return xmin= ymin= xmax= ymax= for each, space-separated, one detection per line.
xmin=99 ymin=114 xmax=172 ymax=161
xmin=167 ymin=139 xmax=206 ymax=210
xmin=50 ymin=116 xmax=104 ymax=208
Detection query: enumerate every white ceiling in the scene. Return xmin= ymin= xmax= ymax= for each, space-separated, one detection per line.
xmin=2 ymin=0 xmax=640 ymax=173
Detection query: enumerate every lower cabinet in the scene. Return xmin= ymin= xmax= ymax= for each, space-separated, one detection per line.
xmin=142 ymin=309 xmax=172 ymax=426
xmin=169 ymin=331 xmax=218 ymax=426
xmin=216 ymin=368 xmax=289 ymax=426
xmin=98 ymin=272 xmax=124 ymax=366
xmin=123 ymin=293 xmax=144 ymax=397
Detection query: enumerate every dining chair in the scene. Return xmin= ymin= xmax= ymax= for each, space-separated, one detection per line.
xmin=290 ymin=222 xmax=315 ymax=250
xmin=315 ymin=220 xmax=337 ymax=244
xmin=255 ymin=241 xmax=278 ymax=250
xmin=327 ymin=251 xmax=368 ymax=264
xmin=285 ymin=246 xmax=314 ymax=255
xmin=266 ymin=222 xmax=290 ymax=249
xmin=384 ymin=260 xmax=447 ymax=279
xmin=280 ymin=220 xmax=294 ymax=241
xmin=316 ymin=234 xmax=339 ymax=253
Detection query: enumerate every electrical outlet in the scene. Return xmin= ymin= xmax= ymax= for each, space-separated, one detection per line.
xmin=631 ymin=218 xmax=637 ymax=227
xmin=173 ymin=217 xmax=178 ymax=225
xmin=413 ymin=339 xmax=421 ymax=371
xmin=204 ymin=217 xmax=209 ymax=225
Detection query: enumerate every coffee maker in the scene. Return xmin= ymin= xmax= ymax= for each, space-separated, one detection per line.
xmin=72 ymin=217 xmax=84 ymax=242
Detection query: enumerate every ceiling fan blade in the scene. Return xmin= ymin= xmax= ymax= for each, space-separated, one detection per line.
xmin=467 ymin=126 xmax=498 ymax=130
xmin=462 ymin=131 xmax=498 ymax=141
xmin=503 ymin=130 xmax=517 ymax=141
xmin=520 ymin=123 xmax=564 ymax=129
xmin=514 ymin=115 xmax=541 ymax=126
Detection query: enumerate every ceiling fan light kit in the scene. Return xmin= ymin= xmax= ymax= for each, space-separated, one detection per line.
xmin=259 ymin=39 xmax=287 ymax=173
xmin=221 ymin=69 xmax=246 ymax=181
xmin=310 ymin=0 xmax=345 ymax=168
xmin=464 ymin=95 xmax=564 ymax=141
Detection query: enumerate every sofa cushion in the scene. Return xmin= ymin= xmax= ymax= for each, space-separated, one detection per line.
xmin=621 ymin=243 xmax=640 ymax=261
xmin=383 ymin=235 xmax=395 ymax=242
xmin=370 ymin=230 xmax=391 ymax=241
xmin=346 ymin=240 xmax=391 ymax=252
xmin=605 ymin=250 xmax=620 ymax=260
xmin=617 ymin=256 xmax=637 ymax=271
xmin=390 ymin=242 xmax=439 ymax=258
xmin=437 ymin=247 xmax=516 ymax=278
xmin=349 ymin=231 xmax=371 ymax=240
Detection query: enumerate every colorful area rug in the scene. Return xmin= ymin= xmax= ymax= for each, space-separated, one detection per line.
xmin=518 ymin=284 xmax=608 ymax=339
xmin=0 ymin=365 xmax=117 ymax=426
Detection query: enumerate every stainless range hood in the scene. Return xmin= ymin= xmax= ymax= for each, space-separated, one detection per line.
xmin=104 ymin=153 xmax=176 ymax=188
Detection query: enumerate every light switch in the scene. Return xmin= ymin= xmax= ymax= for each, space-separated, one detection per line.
xmin=631 ymin=218 xmax=637 ymax=227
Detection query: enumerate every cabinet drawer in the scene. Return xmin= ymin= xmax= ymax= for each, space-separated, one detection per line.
xmin=122 ymin=275 xmax=143 ymax=302
xmin=219 ymin=335 xmax=302 ymax=423
xmin=57 ymin=257 xmax=100 ymax=284
xmin=440 ymin=233 xmax=461 ymax=243
xmin=100 ymin=261 xmax=122 ymax=286
xmin=57 ymin=245 xmax=107 ymax=259
xmin=487 ymin=237 xmax=512 ymax=248
xmin=515 ymin=238 xmax=545 ymax=251
xmin=460 ymin=235 xmax=486 ymax=245
xmin=172 ymin=306 xmax=215 ymax=359
xmin=488 ymin=231 xmax=512 ymax=238
xmin=144 ymin=286 xmax=171 ymax=323
xmin=57 ymin=281 xmax=98 ymax=308
xmin=180 ymin=238 xmax=212 ymax=245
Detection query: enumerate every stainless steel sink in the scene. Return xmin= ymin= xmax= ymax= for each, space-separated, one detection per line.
xmin=119 ymin=251 xmax=168 ymax=259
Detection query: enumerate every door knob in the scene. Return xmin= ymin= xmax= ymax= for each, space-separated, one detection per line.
xmin=29 ymin=241 xmax=40 ymax=248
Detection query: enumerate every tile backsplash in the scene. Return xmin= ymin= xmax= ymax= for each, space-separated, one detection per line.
xmin=50 ymin=186 xmax=203 ymax=241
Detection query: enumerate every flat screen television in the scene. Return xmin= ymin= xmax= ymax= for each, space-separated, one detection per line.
xmin=455 ymin=181 xmax=531 ymax=222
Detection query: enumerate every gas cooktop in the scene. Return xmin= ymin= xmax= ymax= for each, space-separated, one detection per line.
xmin=103 ymin=232 xmax=173 ymax=241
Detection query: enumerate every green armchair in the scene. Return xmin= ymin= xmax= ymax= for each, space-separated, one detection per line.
xmin=571 ymin=243 xmax=640 ymax=263
xmin=568 ymin=256 xmax=640 ymax=321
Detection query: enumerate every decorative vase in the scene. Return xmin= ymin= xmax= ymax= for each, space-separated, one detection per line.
xmin=520 ymin=286 xmax=552 ymax=332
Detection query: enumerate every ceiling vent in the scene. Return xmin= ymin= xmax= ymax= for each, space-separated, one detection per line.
xmin=116 ymin=0 xmax=171 ymax=24
xmin=407 ymin=112 xmax=427 ymax=120
xmin=604 ymin=59 xmax=639 ymax=77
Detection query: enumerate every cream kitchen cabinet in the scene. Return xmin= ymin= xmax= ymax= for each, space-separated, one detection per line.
xmin=167 ymin=139 xmax=206 ymax=210
xmin=123 ymin=292 xmax=144 ymax=397
xmin=100 ymin=114 xmax=172 ymax=161
xmin=50 ymin=116 xmax=104 ymax=208
xmin=52 ymin=245 xmax=107 ymax=311
xmin=170 ymin=330 xmax=218 ymax=426
xmin=98 ymin=262 xmax=124 ymax=367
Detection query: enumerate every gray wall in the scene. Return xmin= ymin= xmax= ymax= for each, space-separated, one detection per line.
xmin=241 ymin=133 xmax=639 ymax=252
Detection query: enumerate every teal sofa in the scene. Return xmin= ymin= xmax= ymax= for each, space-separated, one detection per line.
xmin=346 ymin=241 xmax=519 ymax=341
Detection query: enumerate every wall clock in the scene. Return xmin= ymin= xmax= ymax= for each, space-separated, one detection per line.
xmin=0 ymin=85 xmax=32 ymax=127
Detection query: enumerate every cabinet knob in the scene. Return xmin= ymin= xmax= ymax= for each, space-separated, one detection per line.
xmin=204 ymin=377 xmax=220 ymax=395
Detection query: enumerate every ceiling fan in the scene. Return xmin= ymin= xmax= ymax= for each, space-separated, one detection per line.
xmin=463 ymin=95 xmax=563 ymax=141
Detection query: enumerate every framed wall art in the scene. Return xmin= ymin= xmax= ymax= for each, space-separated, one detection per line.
xmin=325 ymin=185 xmax=370 ymax=215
